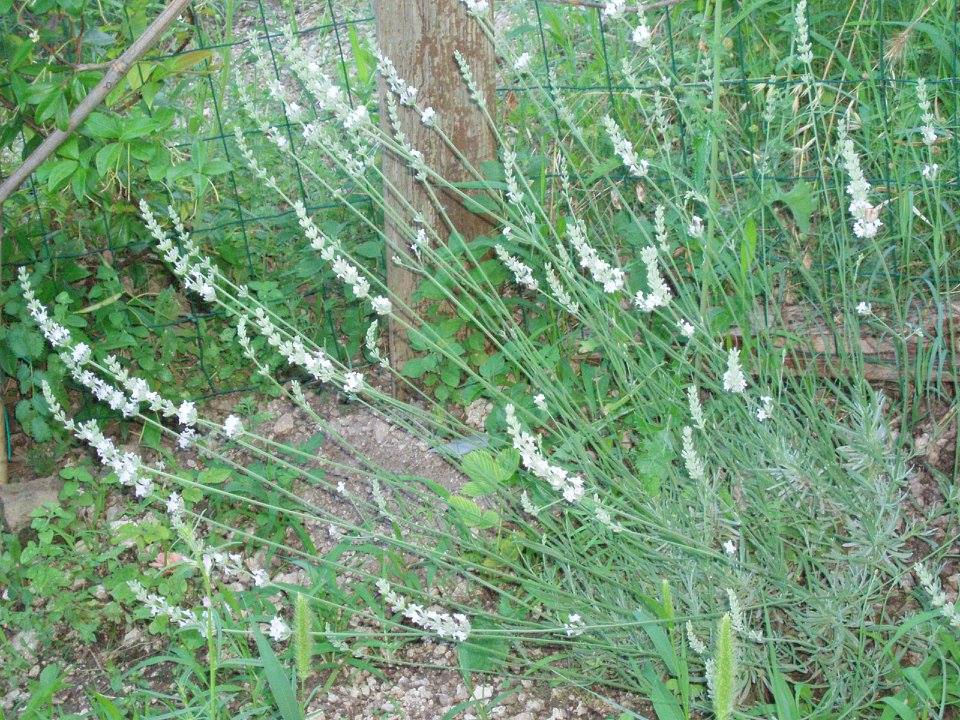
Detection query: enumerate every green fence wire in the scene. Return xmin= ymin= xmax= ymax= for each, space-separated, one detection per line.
xmin=1 ymin=0 xmax=958 ymax=440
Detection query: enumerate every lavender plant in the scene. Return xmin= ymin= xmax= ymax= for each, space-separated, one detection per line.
xmin=17 ymin=0 xmax=956 ymax=716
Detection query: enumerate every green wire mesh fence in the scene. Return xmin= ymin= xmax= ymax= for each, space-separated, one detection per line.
xmin=1 ymin=0 xmax=958 ymax=447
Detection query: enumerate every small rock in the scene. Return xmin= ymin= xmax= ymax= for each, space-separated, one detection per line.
xmin=12 ymin=629 xmax=39 ymax=655
xmin=273 ymin=414 xmax=296 ymax=435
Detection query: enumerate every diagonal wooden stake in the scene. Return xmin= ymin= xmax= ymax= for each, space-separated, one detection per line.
xmin=0 ymin=0 xmax=192 ymax=205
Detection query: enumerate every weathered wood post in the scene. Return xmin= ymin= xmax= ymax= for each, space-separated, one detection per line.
xmin=374 ymin=0 xmax=496 ymax=376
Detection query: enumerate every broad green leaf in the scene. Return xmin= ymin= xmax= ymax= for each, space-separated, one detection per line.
xmin=641 ymin=665 xmax=686 ymax=720
xmin=460 ymin=449 xmax=511 ymax=497
xmin=95 ymin=143 xmax=121 ymax=177
xmin=401 ymin=354 xmax=438 ymax=379
xmin=199 ymin=467 xmax=231 ymax=485
xmin=775 ymin=181 xmax=816 ymax=234
xmin=46 ymin=159 xmax=77 ymax=191
xmin=83 ymin=112 xmax=118 ymax=139
xmin=252 ymin=626 xmax=305 ymax=720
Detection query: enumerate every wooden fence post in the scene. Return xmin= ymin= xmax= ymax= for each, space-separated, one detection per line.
xmin=374 ymin=0 xmax=496 ymax=378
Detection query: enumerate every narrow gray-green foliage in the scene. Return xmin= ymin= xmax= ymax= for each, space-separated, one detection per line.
xmin=15 ymin=2 xmax=959 ymax=718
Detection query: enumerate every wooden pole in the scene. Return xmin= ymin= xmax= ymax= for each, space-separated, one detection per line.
xmin=0 ymin=220 xmax=5 ymax=485
xmin=374 ymin=0 xmax=496 ymax=377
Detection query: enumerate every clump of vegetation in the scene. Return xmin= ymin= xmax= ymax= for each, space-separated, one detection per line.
xmin=4 ymin=0 xmax=959 ymax=717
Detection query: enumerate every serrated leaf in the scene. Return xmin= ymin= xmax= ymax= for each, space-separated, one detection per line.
xmin=401 ymin=354 xmax=438 ymax=379
xmin=460 ymin=449 xmax=510 ymax=497
xmin=199 ymin=467 xmax=231 ymax=485
xmin=30 ymin=416 xmax=53 ymax=442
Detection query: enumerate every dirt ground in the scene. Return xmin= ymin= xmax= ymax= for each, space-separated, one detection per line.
xmin=0 ymin=383 xmax=637 ymax=718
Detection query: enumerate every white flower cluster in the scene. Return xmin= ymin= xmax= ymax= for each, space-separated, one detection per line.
xmin=601 ymin=0 xmax=625 ymax=19
xmin=917 ymin=78 xmax=937 ymax=146
xmin=377 ymin=54 xmax=418 ymax=107
xmin=592 ymin=494 xmax=624 ymax=533
xmin=756 ymin=395 xmax=774 ymax=422
xmin=505 ymin=404 xmax=585 ymax=503
xmin=18 ymin=268 xmax=70 ymax=347
xmin=243 ymin=312 xmax=327 ymax=381
xmin=199 ymin=545 xmax=271 ymax=589
xmin=24 ymin=271 xmax=222 ymax=457
xmin=856 ymin=301 xmax=872 ymax=316
xmin=681 ymin=426 xmax=705 ymax=481
xmin=21 ymin=277 xmax=145 ymax=423
xmin=365 ymin=321 xmax=389 ymax=369
xmin=513 ymin=52 xmax=532 ymax=72
xmin=793 ymin=0 xmax=813 ymax=65
xmin=722 ymin=348 xmax=747 ymax=393
xmin=914 ymin=563 xmax=960 ymax=629
xmin=687 ymin=386 xmax=705 ymax=429
xmin=563 ymin=613 xmax=586 ymax=637
xmin=128 ymin=580 xmax=207 ymax=631
xmin=141 ymin=203 xmax=217 ymax=302
xmin=454 ymin=50 xmax=483 ymax=106
xmin=544 ymin=263 xmax=579 ymax=315
xmin=290 ymin=199 xmax=370 ymax=300
xmin=838 ymin=127 xmax=883 ymax=239
xmin=502 ymin=150 xmax=529 ymax=218
xmin=519 ymin=490 xmax=540 ymax=516
xmin=726 ymin=589 xmax=763 ymax=642
xmin=268 ymin=616 xmax=291 ymax=642
xmin=633 ymin=246 xmax=672 ymax=312
xmin=277 ymin=36 xmax=375 ymax=170
xmin=20 ymin=275 xmax=162 ymax=498
xmin=687 ymin=215 xmax=705 ymax=239
xmin=223 ymin=414 xmax=244 ymax=439
xmin=603 ymin=116 xmax=648 ymax=179
xmin=166 ymin=492 xmax=185 ymax=525
xmin=654 ymin=205 xmax=669 ymax=252
xmin=375 ymin=579 xmax=471 ymax=642
xmin=567 ymin=219 xmax=625 ymax=293
xmin=459 ymin=0 xmax=489 ymax=16
xmin=372 ymin=296 xmax=392 ymax=316
xmin=495 ymin=244 xmax=539 ymax=291
xmin=55 ymin=386 xmax=154 ymax=497
xmin=632 ymin=17 xmax=653 ymax=48
xmin=247 ymin=39 xmax=307 ymax=124
xmin=686 ymin=621 xmax=707 ymax=655
xmin=343 ymin=371 xmax=364 ymax=394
